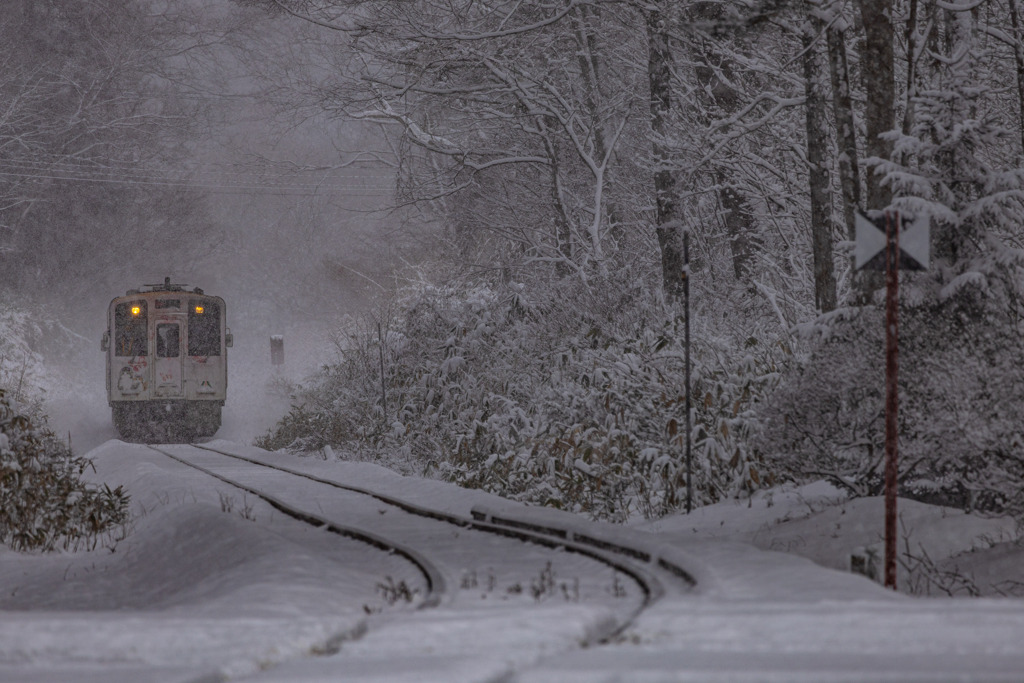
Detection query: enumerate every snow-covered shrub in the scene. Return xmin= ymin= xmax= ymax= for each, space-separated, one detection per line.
xmin=260 ymin=275 xmax=783 ymax=520
xmin=0 ymin=389 xmax=130 ymax=551
xmin=764 ymin=285 xmax=1024 ymax=517
xmin=762 ymin=308 xmax=884 ymax=497
xmin=691 ymin=334 xmax=781 ymax=501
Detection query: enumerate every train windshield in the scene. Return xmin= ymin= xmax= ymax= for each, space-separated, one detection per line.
xmin=114 ymin=301 xmax=147 ymax=356
xmin=156 ymin=323 xmax=180 ymax=358
xmin=188 ymin=301 xmax=221 ymax=356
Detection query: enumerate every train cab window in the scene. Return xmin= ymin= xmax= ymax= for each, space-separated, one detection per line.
xmin=114 ymin=302 xmax=147 ymax=357
xmin=188 ymin=301 xmax=221 ymax=356
xmin=156 ymin=324 xmax=180 ymax=358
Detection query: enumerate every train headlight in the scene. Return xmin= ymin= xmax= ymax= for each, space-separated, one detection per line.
xmin=131 ymin=306 xmax=141 ymax=316
xmin=194 ymin=305 xmax=204 ymax=315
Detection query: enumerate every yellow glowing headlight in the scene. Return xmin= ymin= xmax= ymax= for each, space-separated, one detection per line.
xmin=195 ymin=305 xmax=204 ymax=314
xmin=131 ymin=306 xmax=141 ymax=316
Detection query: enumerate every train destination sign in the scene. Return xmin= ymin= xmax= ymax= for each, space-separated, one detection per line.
xmin=854 ymin=210 xmax=930 ymax=271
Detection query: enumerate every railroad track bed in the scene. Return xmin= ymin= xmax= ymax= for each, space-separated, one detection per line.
xmin=151 ymin=443 xmax=653 ymax=619
xmin=190 ymin=441 xmax=698 ymax=593
xmin=3 ymin=439 xmax=690 ymax=681
xmin=1 ymin=443 xmax=424 ymax=681
xmin=10 ymin=438 xmax=1024 ymax=682
xmin=144 ymin=441 xmax=669 ymax=682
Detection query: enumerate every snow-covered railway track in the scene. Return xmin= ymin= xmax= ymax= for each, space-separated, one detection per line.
xmin=148 ymin=444 xmax=445 ymax=609
xmin=149 ymin=442 xmax=661 ymax=644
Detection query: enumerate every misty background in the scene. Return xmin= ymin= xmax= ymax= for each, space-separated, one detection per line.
xmin=3 ymin=0 xmax=1024 ymax=521
xmin=0 ymin=0 xmax=423 ymax=449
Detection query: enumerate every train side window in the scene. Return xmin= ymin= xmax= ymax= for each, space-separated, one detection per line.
xmin=156 ymin=323 xmax=180 ymax=358
xmin=188 ymin=301 xmax=221 ymax=356
xmin=114 ymin=302 xmax=147 ymax=357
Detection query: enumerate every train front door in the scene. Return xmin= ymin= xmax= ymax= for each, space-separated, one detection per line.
xmin=154 ymin=321 xmax=183 ymax=397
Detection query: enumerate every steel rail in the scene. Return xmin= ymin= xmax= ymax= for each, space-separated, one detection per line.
xmin=147 ymin=444 xmax=446 ymax=609
xmin=186 ymin=442 xmax=668 ymax=642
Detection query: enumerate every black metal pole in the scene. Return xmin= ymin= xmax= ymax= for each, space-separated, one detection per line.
xmin=378 ymin=322 xmax=388 ymax=420
xmin=684 ymin=226 xmax=693 ymax=514
xmin=884 ymin=210 xmax=899 ymax=590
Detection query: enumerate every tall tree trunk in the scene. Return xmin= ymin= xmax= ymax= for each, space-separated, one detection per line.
xmin=540 ymin=120 xmax=574 ymax=276
xmin=804 ymin=21 xmax=838 ymax=313
xmin=716 ymin=171 xmax=756 ymax=280
xmin=827 ymin=15 xmax=879 ymax=304
xmin=1010 ymin=0 xmax=1024 ymax=158
xmin=802 ymin=18 xmax=835 ymax=313
xmin=646 ymin=4 xmax=685 ymax=300
xmin=827 ymin=22 xmax=861 ymax=242
xmin=932 ymin=5 xmax=979 ymax=263
xmin=692 ymin=4 xmax=758 ymax=281
xmin=902 ymin=0 xmax=920 ymax=139
xmin=857 ymin=0 xmax=896 ymax=210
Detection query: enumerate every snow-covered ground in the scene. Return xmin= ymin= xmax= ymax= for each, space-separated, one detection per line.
xmin=642 ymin=482 xmax=1021 ymax=597
xmin=2 ymin=440 xmax=1024 ymax=682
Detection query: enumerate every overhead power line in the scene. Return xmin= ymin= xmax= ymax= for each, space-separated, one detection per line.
xmin=0 ymin=163 xmax=395 ymax=197
xmin=3 ymin=156 xmax=390 ymax=180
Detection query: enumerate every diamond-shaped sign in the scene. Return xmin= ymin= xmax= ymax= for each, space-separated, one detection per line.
xmin=855 ymin=210 xmax=929 ymax=271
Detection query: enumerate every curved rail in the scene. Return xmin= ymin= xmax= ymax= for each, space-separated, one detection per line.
xmin=147 ymin=444 xmax=446 ymax=608
xmin=185 ymin=442 xmax=671 ymax=642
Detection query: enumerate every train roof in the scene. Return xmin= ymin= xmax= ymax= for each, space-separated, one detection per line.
xmin=110 ymin=277 xmax=222 ymax=303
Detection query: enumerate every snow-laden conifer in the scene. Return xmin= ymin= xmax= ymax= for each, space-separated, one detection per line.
xmin=765 ymin=6 xmax=1024 ymax=517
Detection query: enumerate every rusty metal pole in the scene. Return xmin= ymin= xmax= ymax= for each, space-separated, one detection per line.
xmin=884 ymin=210 xmax=900 ymax=590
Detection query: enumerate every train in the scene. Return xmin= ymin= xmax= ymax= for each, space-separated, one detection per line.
xmin=101 ymin=278 xmax=232 ymax=442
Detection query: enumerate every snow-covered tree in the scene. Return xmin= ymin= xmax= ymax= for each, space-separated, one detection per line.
xmin=767 ymin=1 xmax=1024 ymax=517
xmin=0 ymin=0 xmax=217 ymax=313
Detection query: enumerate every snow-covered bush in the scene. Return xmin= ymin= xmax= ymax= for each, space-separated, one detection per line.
xmin=764 ymin=285 xmax=1024 ymax=517
xmin=0 ymin=389 xmax=130 ymax=551
xmin=762 ymin=308 xmax=884 ymax=498
xmin=260 ymin=275 xmax=782 ymax=520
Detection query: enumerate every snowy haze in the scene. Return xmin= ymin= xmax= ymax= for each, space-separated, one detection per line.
xmin=5 ymin=0 xmax=1024 ymax=681
xmin=36 ymin=0 xmax=405 ymax=451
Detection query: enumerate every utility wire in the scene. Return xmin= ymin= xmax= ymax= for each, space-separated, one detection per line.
xmin=1 ymin=157 xmax=388 ymax=181
xmin=0 ymin=168 xmax=394 ymax=196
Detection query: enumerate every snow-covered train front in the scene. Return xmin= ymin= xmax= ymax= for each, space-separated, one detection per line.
xmin=101 ymin=278 xmax=232 ymax=442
